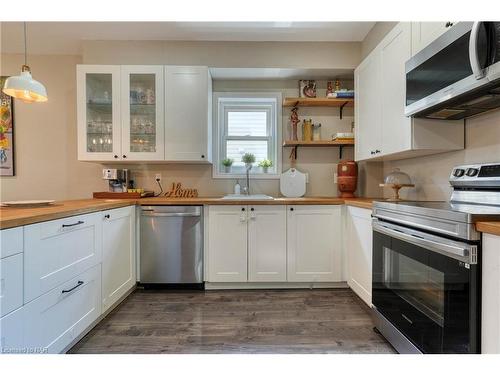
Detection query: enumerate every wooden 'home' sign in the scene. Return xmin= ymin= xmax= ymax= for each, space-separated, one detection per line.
xmin=164 ymin=182 xmax=199 ymax=198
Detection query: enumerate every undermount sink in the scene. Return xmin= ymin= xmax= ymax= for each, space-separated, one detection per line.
xmin=222 ymin=194 xmax=274 ymax=200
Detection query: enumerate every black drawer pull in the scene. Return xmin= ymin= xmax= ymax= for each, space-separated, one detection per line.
xmin=104 ymin=214 xmax=110 ymax=219
xmin=62 ymin=220 xmax=84 ymax=228
xmin=62 ymin=281 xmax=84 ymax=294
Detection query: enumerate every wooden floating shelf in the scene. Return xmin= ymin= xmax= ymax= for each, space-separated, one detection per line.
xmin=283 ymin=139 xmax=355 ymax=160
xmin=283 ymin=140 xmax=354 ymax=147
xmin=283 ymin=97 xmax=354 ymax=108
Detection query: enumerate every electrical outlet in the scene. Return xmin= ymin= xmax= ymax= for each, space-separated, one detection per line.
xmin=333 ymin=172 xmax=338 ymax=184
xmin=305 ymin=173 xmax=309 ymax=183
xmin=155 ymin=173 xmax=161 ymax=182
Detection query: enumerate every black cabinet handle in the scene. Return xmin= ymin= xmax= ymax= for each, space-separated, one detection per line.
xmin=370 ymin=151 xmax=375 ymax=155
xmin=114 ymin=155 xmax=118 ymax=159
xmin=241 ymin=207 xmax=245 ymax=211
xmin=62 ymin=220 xmax=84 ymax=228
xmin=62 ymin=281 xmax=84 ymax=294
xmin=201 ymin=155 xmax=205 ymax=159
xmin=445 ymin=21 xmax=454 ymax=28
xmin=104 ymin=214 xmax=110 ymax=219
xmin=123 ymin=155 xmax=127 ymax=158
xmin=375 ymin=150 xmax=381 ymax=154
xmin=250 ymin=208 xmax=254 ymax=211
xmin=290 ymin=207 xmax=294 ymax=211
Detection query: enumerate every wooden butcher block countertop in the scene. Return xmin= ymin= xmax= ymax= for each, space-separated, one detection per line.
xmin=0 ymin=197 xmax=379 ymax=229
xmin=0 ymin=199 xmax=136 ymax=229
xmin=475 ymin=222 xmax=500 ymax=237
xmin=4 ymin=197 xmax=497 ymax=235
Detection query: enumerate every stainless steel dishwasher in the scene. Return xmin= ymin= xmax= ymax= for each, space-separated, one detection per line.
xmin=140 ymin=206 xmax=203 ymax=286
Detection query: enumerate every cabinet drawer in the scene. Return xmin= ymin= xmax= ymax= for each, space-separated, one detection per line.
xmin=24 ymin=212 xmax=102 ymax=303
xmin=0 ymin=253 xmax=23 ymax=317
xmin=24 ymin=264 xmax=102 ymax=354
xmin=0 ymin=227 xmax=23 ymax=259
xmin=1 ymin=306 xmax=27 ymax=354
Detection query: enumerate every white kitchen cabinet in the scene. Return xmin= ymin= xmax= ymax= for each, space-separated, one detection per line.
xmin=355 ymin=43 xmax=382 ymax=161
xmin=0 ymin=227 xmax=23 ymax=259
xmin=0 ymin=253 xmax=23 ymax=317
xmin=24 ymin=212 xmax=102 ymax=303
xmin=411 ymin=21 xmax=455 ymax=56
xmin=0 ymin=306 xmax=26 ymax=354
xmin=380 ymin=22 xmax=412 ymax=156
xmin=165 ymin=66 xmax=212 ymax=162
xmin=121 ymin=65 xmax=165 ymax=161
xmin=101 ymin=206 xmax=136 ymax=313
xmin=481 ymin=233 xmax=500 ymax=353
xmin=346 ymin=206 xmax=372 ymax=306
xmin=207 ymin=206 xmax=248 ymax=282
xmin=248 ymin=206 xmax=287 ymax=282
xmin=77 ymin=65 xmax=122 ymax=161
xmin=287 ymin=205 xmax=342 ymax=282
xmin=23 ymin=264 xmax=101 ymax=354
xmin=355 ymin=22 xmax=464 ymax=162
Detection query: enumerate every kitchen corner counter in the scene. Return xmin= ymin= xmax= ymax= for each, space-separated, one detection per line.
xmin=0 ymin=199 xmax=136 ymax=229
xmin=476 ymin=222 xmax=500 ymax=236
xmin=139 ymin=196 xmax=381 ymax=208
xmin=0 ymin=197 xmax=381 ymax=230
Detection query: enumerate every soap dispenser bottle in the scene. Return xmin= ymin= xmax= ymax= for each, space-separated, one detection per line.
xmin=234 ymin=180 xmax=241 ymax=195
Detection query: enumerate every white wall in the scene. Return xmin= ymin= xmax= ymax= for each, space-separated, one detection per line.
xmin=0 ymin=54 xmax=107 ymax=201
xmin=0 ymin=39 xmax=383 ymax=200
xmin=384 ymin=111 xmax=500 ymax=200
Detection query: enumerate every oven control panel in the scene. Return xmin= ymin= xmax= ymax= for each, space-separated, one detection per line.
xmin=450 ymin=163 xmax=500 ymax=187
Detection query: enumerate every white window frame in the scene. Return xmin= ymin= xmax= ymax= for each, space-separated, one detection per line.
xmin=212 ymin=92 xmax=282 ymax=179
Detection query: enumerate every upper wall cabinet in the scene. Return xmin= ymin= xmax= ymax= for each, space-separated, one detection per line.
xmin=77 ymin=65 xmax=122 ymax=161
xmin=77 ymin=65 xmax=212 ymax=163
xmin=121 ymin=66 xmax=165 ymax=161
xmin=165 ymin=66 xmax=212 ymax=163
xmin=411 ymin=21 xmax=456 ymax=56
xmin=355 ymin=22 xmax=464 ymax=162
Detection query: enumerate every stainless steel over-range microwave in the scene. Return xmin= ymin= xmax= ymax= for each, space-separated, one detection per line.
xmin=405 ymin=22 xmax=500 ymax=120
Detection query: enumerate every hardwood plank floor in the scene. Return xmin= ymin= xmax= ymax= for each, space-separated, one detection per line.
xmin=69 ymin=288 xmax=395 ymax=354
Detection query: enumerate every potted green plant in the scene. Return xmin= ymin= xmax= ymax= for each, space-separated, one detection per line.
xmin=241 ymin=153 xmax=256 ymax=171
xmin=222 ymin=158 xmax=233 ymax=173
xmin=258 ymin=159 xmax=273 ymax=173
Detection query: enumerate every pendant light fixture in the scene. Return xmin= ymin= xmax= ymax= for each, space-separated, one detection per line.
xmin=2 ymin=22 xmax=48 ymax=103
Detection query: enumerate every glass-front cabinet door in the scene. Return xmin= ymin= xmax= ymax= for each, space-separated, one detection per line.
xmin=121 ymin=66 xmax=164 ymax=160
xmin=77 ymin=65 xmax=121 ymax=161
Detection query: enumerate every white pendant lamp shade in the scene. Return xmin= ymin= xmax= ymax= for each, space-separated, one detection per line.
xmin=3 ymin=65 xmax=48 ymax=103
xmin=2 ymin=23 xmax=48 ymax=103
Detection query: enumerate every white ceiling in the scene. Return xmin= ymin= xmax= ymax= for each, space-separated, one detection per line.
xmin=1 ymin=22 xmax=375 ymax=55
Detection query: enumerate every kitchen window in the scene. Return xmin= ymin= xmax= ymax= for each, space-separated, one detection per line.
xmin=213 ymin=92 xmax=282 ymax=178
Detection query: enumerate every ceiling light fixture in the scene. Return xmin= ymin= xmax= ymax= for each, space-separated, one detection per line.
xmin=2 ymin=22 xmax=48 ymax=103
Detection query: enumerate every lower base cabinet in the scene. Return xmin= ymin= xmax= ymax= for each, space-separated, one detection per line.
xmin=0 ymin=206 xmax=136 ymax=354
xmin=346 ymin=206 xmax=372 ymax=306
xmin=2 ymin=265 xmax=102 ymax=354
xmin=287 ymin=205 xmax=343 ymax=282
xmin=207 ymin=206 xmax=248 ymax=282
xmin=101 ymin=206 xmax=136 ymax=313
xmin=248 ymin=206 xmax=287 ymax=282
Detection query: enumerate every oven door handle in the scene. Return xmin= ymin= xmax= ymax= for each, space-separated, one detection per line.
xmin=373 ymin=221 xmax=477 ymax=264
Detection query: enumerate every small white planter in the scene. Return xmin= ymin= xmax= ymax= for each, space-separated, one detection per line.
xmin=224 ymin=165 xmax=232 ymax=173
xmin=261 ymin=167 xmax=269 ymax=173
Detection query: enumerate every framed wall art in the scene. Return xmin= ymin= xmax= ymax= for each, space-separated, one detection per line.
xmin=0 ymin=76 xmax=15 ymax=176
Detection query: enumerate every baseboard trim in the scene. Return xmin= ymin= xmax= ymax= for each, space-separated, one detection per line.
xmin=204 ymin=282 xmax=348 ymax=290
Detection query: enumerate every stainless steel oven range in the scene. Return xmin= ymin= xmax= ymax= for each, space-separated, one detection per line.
xmin=372 ymin=162 xmax=500 ymax=354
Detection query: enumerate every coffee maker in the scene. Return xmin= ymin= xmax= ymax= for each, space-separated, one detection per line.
xmin=102 ymin=168 xmax=131 ymax=192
